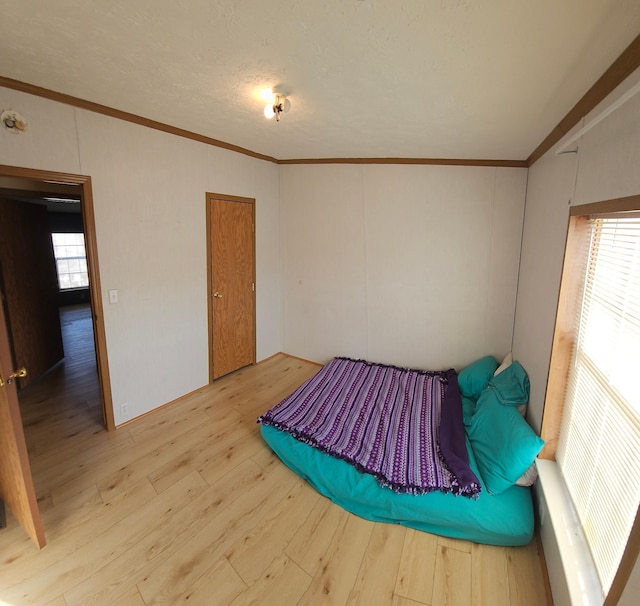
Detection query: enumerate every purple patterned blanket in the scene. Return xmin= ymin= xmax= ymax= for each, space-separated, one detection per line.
xmin=258 ymin=357 xmax=481 ymax=497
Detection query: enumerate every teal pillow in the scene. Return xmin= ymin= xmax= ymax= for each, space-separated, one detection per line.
xmin=467 ymin=398 xmax=544 ymax=495
xmin=461 ymin=396 xmax=477 ymax=427
xmin=488 ymin=361 xmax=530 ymax=407
xmin=458 ymin=356 xmax=499 ymax=400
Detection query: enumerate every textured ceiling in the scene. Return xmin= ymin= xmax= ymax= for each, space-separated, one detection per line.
xmin=0 ymin=1 xmax=639 ymax=161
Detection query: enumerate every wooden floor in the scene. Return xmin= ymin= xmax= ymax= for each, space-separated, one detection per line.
xmin=1 ymin=304 xmax=550 ymax=605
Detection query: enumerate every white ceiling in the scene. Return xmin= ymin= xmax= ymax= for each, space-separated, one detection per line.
xmin=1 ymin=1 xmax=639 ymax=161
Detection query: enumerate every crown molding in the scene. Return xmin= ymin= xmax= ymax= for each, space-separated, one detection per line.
xmin=527 ymin=33 xmax=640 ymax=166
xmin=278 ymin=157 xmax=527 ymax=167
xmin=0 ymin=76 xmax=278 ymax=163
xmin=2 ymin=32 xmax=639 ymax=169
xmin=0 ymin=76 xmax=524 ymax=167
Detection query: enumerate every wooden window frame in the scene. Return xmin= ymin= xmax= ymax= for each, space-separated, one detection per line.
xmin=540 ymin=193 xmax=640 ymax=605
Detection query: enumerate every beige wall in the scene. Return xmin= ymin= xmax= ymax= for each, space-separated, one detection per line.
xmin=510 ymin=150 xmax=577 ymax=433
xmin=280 ymin=163 xmax=527 ymax=370
xmin=0 ymin=86 xmax=283 ymax=425
xmin=513 ymin=66 xmax=640 ymax=434
xmin=0 ymin=84 xmax=528 ymax=425
xmin=13 ymin=61 xmax=637 ymax=432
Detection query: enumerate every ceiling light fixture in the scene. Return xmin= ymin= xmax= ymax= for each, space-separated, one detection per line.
xmin=263 ymin=94 xmax=291 ymax=122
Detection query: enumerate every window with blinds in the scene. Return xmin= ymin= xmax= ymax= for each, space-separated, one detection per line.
xmin=556 ymin=214 xmax=640 ymax=595
xmin=51 ymin=232 xmax=89 ymax=290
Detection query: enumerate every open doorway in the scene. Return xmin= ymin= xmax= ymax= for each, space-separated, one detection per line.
xmin=0 ymin=164 xmax=113 ymax=432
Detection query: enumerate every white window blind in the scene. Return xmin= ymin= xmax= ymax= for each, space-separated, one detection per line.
xmin=557 ymin=215 xmax=640 ymax=595
xmin=51 ymin=232 xmax=89 ymax=290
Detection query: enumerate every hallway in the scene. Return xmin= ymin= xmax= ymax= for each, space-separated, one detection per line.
xmin=19 ymin=303 xmax=103 ymax=458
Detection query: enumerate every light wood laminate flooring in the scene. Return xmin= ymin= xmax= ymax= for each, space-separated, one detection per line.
xmin=1 ymin=305 xmax=550 ymax=605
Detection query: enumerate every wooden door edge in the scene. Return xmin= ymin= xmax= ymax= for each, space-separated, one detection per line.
xmin=6 ymin=397 xmax=46 ymax=548
xmin=0 ymin=295 xmax=46 ymax=548
xmin=206 ymin=195 xmax=214 ymax=383
xmin=80 ymin=178 xmax=115 ymax=431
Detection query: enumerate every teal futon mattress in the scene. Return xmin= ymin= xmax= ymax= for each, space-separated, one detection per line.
xmin=258 ymin=355 xmax=544 ymax=546
xmin=260 ymin=423 xmax=534 ymax=546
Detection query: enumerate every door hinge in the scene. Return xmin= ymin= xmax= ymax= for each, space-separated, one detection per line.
xmin=252 ymin=283 xmax=255 ymax=292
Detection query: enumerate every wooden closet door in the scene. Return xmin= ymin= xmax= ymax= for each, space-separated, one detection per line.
xmin=208 ymin=196 xmax=256 ymax=380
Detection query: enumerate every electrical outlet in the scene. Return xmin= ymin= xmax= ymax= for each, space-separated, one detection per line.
xmin=121 ymin=402 xmax=128 ymax=417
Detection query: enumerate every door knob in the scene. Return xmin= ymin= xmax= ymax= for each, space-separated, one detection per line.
xmin=0 ymin=367 xmax=27 ymax=387
xmin=213 ymin=291 xmax=223 ymax=299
